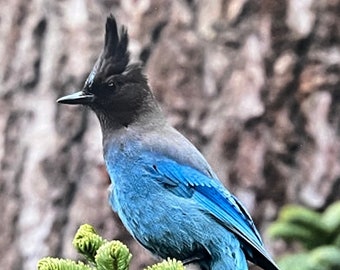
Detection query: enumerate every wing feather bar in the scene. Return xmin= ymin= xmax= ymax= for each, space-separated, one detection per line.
xmin=153 ymin=158 xmax=277 ymax=267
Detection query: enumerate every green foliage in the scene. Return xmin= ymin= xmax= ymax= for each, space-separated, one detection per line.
xmin=72 ymin=224 xmax=107 ymax=264
xmin=95 ymin=241 xmax=131 ymax=270
xmin=274 ymin=253 xmax=311 ymax=270
xmin=38 ymin=258 xmax=91 ymax=270
xmin=37 ymin=224 xmax=182 ymax=270
xmin=146 ymin=258 xmax=184 ymax=270
xmin=268 ymin=201 xmax=340 ymax=270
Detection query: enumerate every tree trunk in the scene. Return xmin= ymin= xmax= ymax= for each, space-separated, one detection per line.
xmin=0 ymin=0 xmax=339 ymax=269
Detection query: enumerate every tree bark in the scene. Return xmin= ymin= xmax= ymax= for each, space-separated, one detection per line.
xmin=0 ymin=0 xmax=339 ymax=269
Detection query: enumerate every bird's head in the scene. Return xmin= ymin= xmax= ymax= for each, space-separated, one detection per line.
xmin=57 ymin=15 xmax=159 ymax=129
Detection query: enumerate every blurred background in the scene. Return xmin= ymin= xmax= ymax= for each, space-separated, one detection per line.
xmin=0 ymin=0 xmax=339 ymax=269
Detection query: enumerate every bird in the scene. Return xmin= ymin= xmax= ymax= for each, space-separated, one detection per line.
xmin=57 ymin=15 xmax=280 ymax=270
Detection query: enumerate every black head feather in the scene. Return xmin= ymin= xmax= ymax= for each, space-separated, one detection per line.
xmin=103 ymin=15 xmax=130 ymax=75
xmin=58 ymin=15 xmax=162 ymax=130
xmin=83 ymin=15 xmax=131 ymax=90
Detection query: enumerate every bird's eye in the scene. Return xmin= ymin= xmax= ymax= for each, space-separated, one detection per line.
xmin=108 ymin=80 xmax=115 ymax=87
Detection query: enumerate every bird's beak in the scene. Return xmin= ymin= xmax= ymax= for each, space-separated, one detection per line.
xmin=57 ymin=91 xmax=95 ymax=105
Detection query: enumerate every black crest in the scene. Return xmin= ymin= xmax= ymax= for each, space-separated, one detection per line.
xmin=102 ymin=15 xmax=130 ymax=75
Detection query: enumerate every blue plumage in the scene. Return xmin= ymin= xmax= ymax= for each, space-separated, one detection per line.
xmin=57 ymin=15 xmax=280 ymax=270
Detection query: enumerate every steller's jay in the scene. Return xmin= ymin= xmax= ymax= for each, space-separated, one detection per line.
xmin=57 ymin=15 xmax=279 ymax=270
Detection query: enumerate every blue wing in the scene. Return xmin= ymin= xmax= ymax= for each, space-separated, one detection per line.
xmin=148 ymin=155 xmax=279 ymax=270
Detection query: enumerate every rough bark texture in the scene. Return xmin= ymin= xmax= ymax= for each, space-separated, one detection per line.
xmin=0 ymin=0 xmax=339 ymax=269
